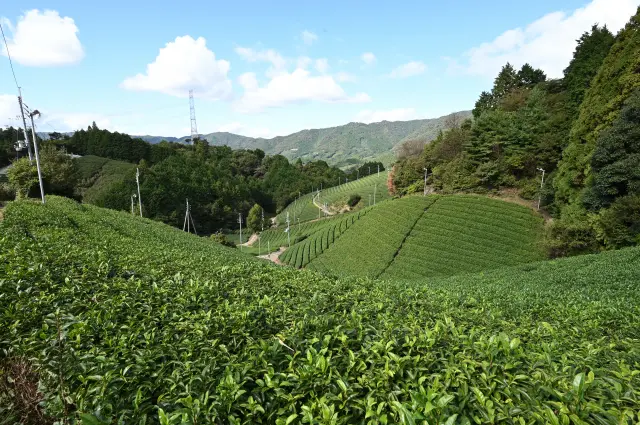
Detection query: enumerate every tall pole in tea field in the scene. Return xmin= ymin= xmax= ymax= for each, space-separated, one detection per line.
xmin=131 ymin=194 xmax=136 ymax=215
xmin=28 ymin=109 xmax=45 ymax=203
xmin=136 ymin=168 xmax=142 ymax=217
xmin=286 ymin=212 xmax=291 ymax=247
xmin=238 ymin=213 xmax=243 ymax=250
xmin=423 ymin=168 xmax=428 ymax=197
xmin=537 ymin=167 xmax=545 ymax=210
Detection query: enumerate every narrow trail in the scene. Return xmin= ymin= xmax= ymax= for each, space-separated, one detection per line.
xmin=258 ymin=246 xmax=286 ymax=264
xmin=313 ymin=193 xmax=335 ymax=216
xmin=240 ymin=233 xmax=259 ymax=246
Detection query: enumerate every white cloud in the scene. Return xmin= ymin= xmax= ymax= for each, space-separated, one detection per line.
xmin=235 ymin=68 xmax=370 ymax=113
xmin=456 ymin=0 xmax=637 ymax=78
xmin=335 ymin=71 xmax=356 ymax=82
xmin=47 ymin=112 xmax=112 ymax=131
xmin=0 ymin=94 xmax=22 ymax=128
xmin=389 ymin=61 xmax=427 ymax=78
xmin=315 ymin=58 xmax=329 ymax=73
xmin=216 ymin=121 xmax=272 ymax=138
xmin=121 ymin=36 xmax=232 ymax=99
xmin=302 ymin=30 xmax=318 ymax=45
xmin=361 ymin=52 xmax=376 ymax=65
xmin=355 ymin=108 xmax=418 ymax=124
xmin=1 ymin=9 xmax=84 ymax=66
xmin=235 ymin=47 xmax=287 ymax=77
xmin=297 ymin=56 xmax=312 ymax=69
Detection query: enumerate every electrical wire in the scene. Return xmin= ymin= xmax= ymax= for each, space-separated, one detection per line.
xmin=0 ymin=21 xmax=20 ymax=91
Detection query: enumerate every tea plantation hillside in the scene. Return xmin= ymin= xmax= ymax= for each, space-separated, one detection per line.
xmin=275 ymin=173 xmax=389 ymax=225
xmin=1 ymin=196 xmax=639 ymax=424
xmin=308 ymin=195 xmax=544 ymax=279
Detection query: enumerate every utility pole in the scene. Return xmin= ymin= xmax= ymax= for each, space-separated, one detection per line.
xmin=27 ymin=109 xmax=45 ymax=203
xmin=537 ymin=167 xmax=546 ymax=210
xmin=183 ymin=199 xmax=192 ymax=233
xmin=17 ymin=90 xmax=32 ymax=163
xmin=357 ymin=169 xmax=359 ymax=180
xmin=377 ymin=164 xmax=380 ymax=176
xmin=374 ymin=184 xmax=377 ymax=206
xmin=237 ymin=213 xmax=243 ymax=250
xmin=259 ymin=209 xmax=264 ymax=255
xmin=136 ymin=168 xmax=142 ymax=217
xmin=131 ymin=194 xmax=136 ymax=215
xmin=286 ymin=212 xmax=291 ymax=247
xmin=423 ymin=168 xmax=428 ymax=196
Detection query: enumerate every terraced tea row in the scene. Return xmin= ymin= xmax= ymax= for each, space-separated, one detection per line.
xmin=280 ymin=207 xmax=372 ymax=267
xmin=275 ymin=173 xmax=390 ymax=225
xmin=2 ymin=196 xmax=639 ymax=424
xmin=307 ymin=196 xmax=437 ymax=277
xmin=381 ymin=195 xmax=545 ymax=279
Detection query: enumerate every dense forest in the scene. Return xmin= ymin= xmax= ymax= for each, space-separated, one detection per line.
xmin=393 ymin=12 xmax=640 ymax=256
xmin=1 ymin=124 xmax=386 ymax=234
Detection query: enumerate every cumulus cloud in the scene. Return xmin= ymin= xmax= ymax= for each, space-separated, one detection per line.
xmin=235 ymin=46 xmax=287 ymax=77
xmin=455 ymin=0 xmax=637 ymax=78
xmin=121 ymin=36 xmax=232 ymax=99
xmin=389 ymin=61 xmax=427 ymax=78
xmin=361 ymin=52 xmax=376 ymax=65
xmin=235 ymin=68 xmax=370 ymax=113
xmin=315 ymin=58 xmax=329 ymax=73
xmin=335 ymin=71 xmax=356 ymax=82
xmin=1 ymin=9 xmax=84 ymax=66
xmin=302 ymin=30 xmax=318 ymax=45
xmin=0 ymin=94 xmax=22 ymax=128
xmin=355 ymin=108 xmax=418 ymax=124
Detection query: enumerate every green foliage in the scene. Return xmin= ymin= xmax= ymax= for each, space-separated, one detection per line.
xmin=7 ymin=146 xmax=77 ymax=199
xmin=563 ymin=25 xmax=615 ymax=118
xmin=594 ymin=195 xmax=640 ymax=249
xmin=0 ymin=126 xmax=26 ymax=167
xmin=210 ymin=231 xmax=237 ymax=248
xmin=543 ymin=203 xmax=601 ymax=258
xmin=247 ymin=204 xmax=264 ymax=233
xmin=554 ymin=8 xmax=640 ymax=206
xmin=1 ymin=196 xmax=639 ymax=423
xmin=583 ymin=88 xmax=640 ymax=211
xmin=346 ymin=194 xmax=361 ymax=207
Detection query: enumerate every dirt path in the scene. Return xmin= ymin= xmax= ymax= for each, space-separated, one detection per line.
xmin=313 ymin=193 xmax=335 ymax=216
xmin=258 ymin=246 xmax=287 ymax=264
xmin=487 ymin=188 xmax=553 ymax=221
xmin=240 ymin=233 xmax=259 ymax=246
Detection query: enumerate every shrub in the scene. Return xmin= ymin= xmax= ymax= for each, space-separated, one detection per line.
xmin=347 ymin=194 xmax=361 ymax=207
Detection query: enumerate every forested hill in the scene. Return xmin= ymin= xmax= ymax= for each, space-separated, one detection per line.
xmin=138 ymin=111 xmax=471 ymax=165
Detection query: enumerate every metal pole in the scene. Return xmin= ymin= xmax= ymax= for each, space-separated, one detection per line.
xmin=537 ymin=168 xmax=545 ymax=210
xmin=286 ymin=212 xmax=291 ymax=247
xmin=187 ymin=200 xmax=190 ymax=233
xmin=131 ymin=195 xmax=135 ymax=215
xmin=136 ymin=168 xmax=142 ymax=217
xmin=183 ymin=200 xmax=188 ymax=231
xmin=374 ymin=184 xmax=377 ymax=206
xmin=28 ymin=113 xmax=45 ymax=203
xmin=238 ymin=213 xmax=243 ymax=247
xmin=423 ymin=168 xmax=428 ymax=196
xmin=378 ymin=164 xmax=380 ymax=176
xmin=17 ymin=91 xmax=32 ymax=163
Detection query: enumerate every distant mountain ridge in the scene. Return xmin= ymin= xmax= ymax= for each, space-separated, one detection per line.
xmin=37 ymin=111 xmax=471 ymax=165
xmin=141 ymin=111 xmax=471 ymax=165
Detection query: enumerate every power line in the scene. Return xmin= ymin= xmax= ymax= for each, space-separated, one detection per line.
xmin=0 ymin=21 xmax=20 ymax=91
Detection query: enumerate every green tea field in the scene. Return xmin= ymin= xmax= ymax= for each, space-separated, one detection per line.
xmin=306 ymin=195 xmax=544 ymax=279
xmin=1 ymin=196 xmax=639 ymax=424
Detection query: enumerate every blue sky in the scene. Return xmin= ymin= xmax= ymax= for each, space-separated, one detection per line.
xmin=1 ymin=0 xmax=638 ymax=138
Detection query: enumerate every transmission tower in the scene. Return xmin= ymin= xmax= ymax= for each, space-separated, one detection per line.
xmin=189 ymin=90 xmax=198 ymax=144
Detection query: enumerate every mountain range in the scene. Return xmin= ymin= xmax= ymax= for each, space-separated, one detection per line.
xmin=38 ymin=111 xmax=471 ymax=166
xmin=139 ymin=111 xmax=471 ymax=165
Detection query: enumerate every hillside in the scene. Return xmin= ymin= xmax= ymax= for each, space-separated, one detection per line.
xmin=307 ymin=195 xmax=544 ymax=279
xmin=275 ymin=172 xmax=390 ymax=225
xmin=1 ymin=196 xmax=639 ymax=423
xmin=137 ymin=111 xmax=471 ymax=165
